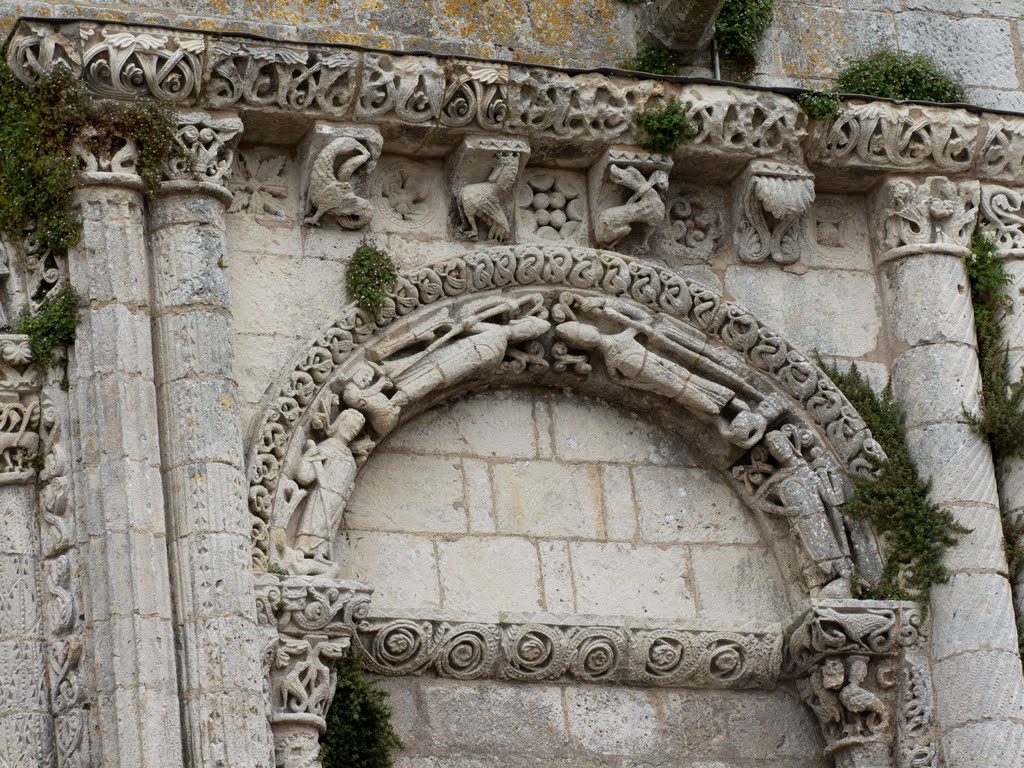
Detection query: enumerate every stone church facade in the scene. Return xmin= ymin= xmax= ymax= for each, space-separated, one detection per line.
xmin=1 ymin=2 xmax=1023 ymax=768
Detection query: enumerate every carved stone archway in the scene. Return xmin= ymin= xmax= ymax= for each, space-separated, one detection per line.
xmin=247 ymin=245 xmax=885 ymax=593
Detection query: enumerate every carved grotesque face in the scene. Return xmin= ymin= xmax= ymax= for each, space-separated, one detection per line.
xmin=764 ymin=429 xmax=798 ymax=465
xmin=350 ymin=363 xmax=375 ymax=387
xmin=822 ymin=657 xmax=846 ymax=689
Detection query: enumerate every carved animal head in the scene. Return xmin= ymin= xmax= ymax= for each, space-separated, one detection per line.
xmin=488 ymin=151 xmax=521 ymax=190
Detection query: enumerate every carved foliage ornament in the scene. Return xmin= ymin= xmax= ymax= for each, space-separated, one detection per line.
xmin=980 ymin=184 xmax=1024 ymax=251
xmin=357 ymin=615 xmax=780 ymax=689
xmin=810 ymin=102 xmax=977 ymax=175
xmin=245 ymin=247 xmax=885 ymax=584
xmin=165 ymin=111 xmax=243 ymax=186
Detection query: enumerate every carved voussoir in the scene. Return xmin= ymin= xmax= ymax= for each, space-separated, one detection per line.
xmin=784 ymin=600 xmax=937 ymax=768
xmin=589 ymin=147 xmax=672 ymax=252
xmin=300 ymin=122 xmax=383 ymax=230
xmin=735 ymin=160 xmax=815 ymax=265
xmin=448 ymin=135 xmax=530 ymax=243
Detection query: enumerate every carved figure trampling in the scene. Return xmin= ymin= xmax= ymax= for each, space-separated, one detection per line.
xmin=246 ymin=246 xmax=886 ymax=602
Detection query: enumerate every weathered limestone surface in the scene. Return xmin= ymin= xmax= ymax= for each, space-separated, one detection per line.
xmin=3 ymin=11 xmax=1024 ymax=768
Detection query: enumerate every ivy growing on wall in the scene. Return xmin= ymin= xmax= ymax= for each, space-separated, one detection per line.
xmin=963 ymin=233 xmax=1024 ymax=591
xmin=714 ymin=0 xmax=774 ymax=81
xmin=822 ymin=361 xmax=968 ymax=607
xmin=632 ymin=99 xmax=698 ymax=155
xmin=319 ymin=653 xmax=403 ymax=768
xmin=0 ymin=54 xmax=183 ymax=256
xmin=16 ymin=286 xmax=79 ymax=371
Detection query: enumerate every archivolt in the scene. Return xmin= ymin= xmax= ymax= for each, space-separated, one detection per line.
xmin=246 ymin=245 xmax=886 ymax=600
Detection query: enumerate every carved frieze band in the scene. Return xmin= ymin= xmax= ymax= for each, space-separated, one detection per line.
xmin=10 ymin=20 xmax=1024 ymax=183
xmin=355 ymin=615 xmax=781 ymax=689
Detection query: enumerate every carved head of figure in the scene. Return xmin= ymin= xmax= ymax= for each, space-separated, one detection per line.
xmin=651 ymin=169 xmax=670 ymax=193
xmin=349 ymin=362 xmax=377 ymax=388
xmin=822 ymin=657 xmax=846 ymax=690
xmin=332 ymin=408 xmax=366 ymax=443
xmin=764 ymin=429 xmax=801 ymax=467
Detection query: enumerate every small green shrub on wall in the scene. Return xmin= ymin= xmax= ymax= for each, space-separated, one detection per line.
xmin=797 ymin=90 xmax=842 ymax=122
xmin=822 ymin=361 xmax=968 ymax=607
xmin=346 ymin=243 xmax=398 ymax=313
xmin=633 ymin=99 xmax=698 ymax=155
xmin=319 ymin=654 xmax=403 ymax=768
xmin=714 ymin=0 xmax=774 ymax=81
xmin=835 ymin=49 xmax=966 ymax=103
xmin=0 ymin=54 xmax=182 ymax=256
xmin=626 ymin=43 xmax=675 ymax=76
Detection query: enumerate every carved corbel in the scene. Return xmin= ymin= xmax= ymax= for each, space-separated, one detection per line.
xmin=734 ymin=160 xmax=815 ymax=265
xmin=256 ymin=575 xmax=373 ymax=768
xmin=299 ymin=122 xmax=383 ymax=230
xmin=784 ymin=600 xmax=938 ymax=768
xmin=872 ymin=176 xmax=979 ymax=256
xmin=588 ymin=147 xmax=672 ymax=252
xmin=447 ymin=135 xmax=531 ymax=243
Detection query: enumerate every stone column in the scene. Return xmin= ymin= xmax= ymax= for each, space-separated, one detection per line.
xmin=68 ymin=133 xmax=184 ymax=767
xmin=256 ymin=575 xmax=373 ymax=768
xmin=979 ymin=184 xmax=1024 ymax=618
xmin=0 ymin=336 xmax=51 ymax=766
xmin=872 ymin=176 xmax=1024 ymax=766
xmin=147 ymin=111 xmax=275 ymax=767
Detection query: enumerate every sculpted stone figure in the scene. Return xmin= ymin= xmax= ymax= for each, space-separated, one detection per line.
xmin=595 ymin=165 xmax=669 ymax=248
xmin=457 ymin=150 xmax=521 ymax=242
xmin=342 ymin=362 xmax=408 ymax=436
xmin=555 ymin=318 xmax=735 ymax=418
xmin=304 ymin=136 xmax=376 ymax=229
xmin=759 ymin=428 xmax=854 ymax=597
xmin=276 ymin=407 xmax=366 ymax=575
xmin=375 ymin=296 xmax=551 ymax=401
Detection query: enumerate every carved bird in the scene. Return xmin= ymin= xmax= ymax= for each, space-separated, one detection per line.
xmin=457 ymin=151 xmax=520 ymax=242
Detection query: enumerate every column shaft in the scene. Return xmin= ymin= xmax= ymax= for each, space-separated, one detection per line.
xmin=874 ymin=177 xmax=1024 ymax=765
xmin=68 ymin=181 xmax=184 ymax=767
xmin=148 ymin=184 xmax=274 ymax=767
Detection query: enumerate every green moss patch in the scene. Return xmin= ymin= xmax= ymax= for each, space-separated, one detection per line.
xmin=319 ymin=653 xmax=403 ymax=768
xmin=633 ymin=98 xmax=698 ymax=155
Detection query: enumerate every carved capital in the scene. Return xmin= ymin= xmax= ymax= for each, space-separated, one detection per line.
xmin=873 ymin=176 xmax=979 ymax=256
xmin=256 ymin=575 xmax=373 ymax=768
xmin=0 ymin=335 xmax=42 ymax=486
xmin=735 ymin=160 xmax=815 ymax=265
xmin=73 ymin=127 xmax=143 ymax=189
xmin=784 ymin=600 xmax=935 ymax=768
xmin=163 ymin=110 xmax=244 ymax=194
xmin=448 ymin=135 xmax=531 ymax=243
xmin=588 ymin=147 xmax=672 ymax=252
xmin=300 ymin=123 xmax=383 ymax=230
